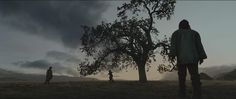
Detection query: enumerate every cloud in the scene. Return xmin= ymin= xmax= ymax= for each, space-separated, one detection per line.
xmin=14 ymin=60 xmax=51 ymax=69
xmin=13 ymin=59 xmax=79 ymax=76
xmin=0 ymin=0 xmax=109 ymax=48
xmin=46 ymin=50 xmax=80 ymax=63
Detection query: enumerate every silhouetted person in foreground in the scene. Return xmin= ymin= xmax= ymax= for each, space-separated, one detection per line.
xmin=45 ymin=67 xmax=53 ymax=84
xmin=108 ymin=70 xmax=114 ymax=82
xmin=170 ymin=20 xmax=207 ymax=99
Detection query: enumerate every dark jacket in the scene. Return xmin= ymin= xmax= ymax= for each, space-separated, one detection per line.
xmin=170 ymin=29 xmax=207 ymax=64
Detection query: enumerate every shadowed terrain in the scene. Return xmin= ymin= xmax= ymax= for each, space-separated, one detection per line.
xmin=0 ymin=80 xmax=236 ymax=99
xmin=0 ymin=68 xmax=97 ymax=82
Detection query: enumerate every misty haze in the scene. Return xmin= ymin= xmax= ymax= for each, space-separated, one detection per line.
xmin=1 ymin=0 xmax=236 ymax=99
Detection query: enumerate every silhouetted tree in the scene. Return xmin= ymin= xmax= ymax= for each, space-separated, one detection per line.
xmin=79 ymin=0 xmax=176 ymax=82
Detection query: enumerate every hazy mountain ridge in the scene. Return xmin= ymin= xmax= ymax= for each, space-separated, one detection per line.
xmin=199 ymin=73 xmax=213 ymax=80
xmin=0 ymin=68 xmax=97 ymax=82
xmin=1 ymin=65 xmax=236 ymax=81
xmin=199 ymin=65 xmax=236 ymax=78
xmin=161 ymin=65 xmax=236 ymax=80
xmin=216 ymin=68 xmax=236 ymax=80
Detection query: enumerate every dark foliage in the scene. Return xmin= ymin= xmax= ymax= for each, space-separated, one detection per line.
xmin=79 ymin=0 xmax=176 ymax=82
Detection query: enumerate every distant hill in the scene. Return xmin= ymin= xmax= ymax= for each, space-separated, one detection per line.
xmin=200 ymin=72 xmax=213 ymax=80
xmin=160 ymin=65 xmax=236 ymax=80
xmin=0 ymin=68 xmax=97 ymax=82
xmin=217 ymin=69 xmax=236 ymax=80
xmin=161 ymin=72 xmax=213 ymax=80
xmin=199 ymin=65 xmax=236 ymax=78
xmin=0 ymin=68 xmax=18 ymax=76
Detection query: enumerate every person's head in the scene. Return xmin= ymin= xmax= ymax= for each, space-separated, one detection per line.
xmin=179 ymin=19 xmax=191 ymax=29
xmin=49 ymin=66 xmax=52 ymax=70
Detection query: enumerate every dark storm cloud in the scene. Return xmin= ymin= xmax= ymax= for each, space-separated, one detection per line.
xmin=13 ymin=59 xmax=78 ymax=76
xmin=46 ymin=50 xmax=80 ymax=63
xmin=0 ymin=0 xmax=109 ymax=48
xmin=14 ymin=59 xmax=51 ymax=69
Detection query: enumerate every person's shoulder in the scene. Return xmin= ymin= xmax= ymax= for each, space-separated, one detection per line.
xmin=190 ymin=29 xmax=199 ymax=34
xmin=172 ymin=30 xmax=180 ymax=35
xmin=188 ymin=29 xmax=200 ymax=37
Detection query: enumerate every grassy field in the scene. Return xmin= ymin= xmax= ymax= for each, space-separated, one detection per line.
xmin=0 ymin=80 xmax=236 ymax=99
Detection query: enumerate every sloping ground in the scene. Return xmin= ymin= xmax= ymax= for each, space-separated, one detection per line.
xmin=161 ymin=72 xmax=213 ymax=81
xmin=217 ymin=69 xmax=236 ymax=80
xmin=0 ymin=68 xmax=16 ymax=76
xmin=200 ymin=73 xmax=213 ymax=80
xmin=199 ymin=65 xmax=236 ymax=78
xmin=0 ymin=68 xmax=97 ymax=82
xmin=0 ymin=81 xmax=236 ymax=99
xmin=160 ymin=65 xmax=236 ymax=81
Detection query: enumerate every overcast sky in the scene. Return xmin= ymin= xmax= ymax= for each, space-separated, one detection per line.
xmin=0 ymin=0 xmax=236 ymax=80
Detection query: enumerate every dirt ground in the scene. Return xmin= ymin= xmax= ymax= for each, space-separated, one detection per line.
xmin=0 ymin=80 xmax=236 ymax=99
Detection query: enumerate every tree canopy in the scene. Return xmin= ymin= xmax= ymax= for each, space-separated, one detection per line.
xmin=79 ymin=0 xmax=176 ymax=82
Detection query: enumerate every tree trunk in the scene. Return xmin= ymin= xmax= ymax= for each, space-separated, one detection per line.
xmin=137 ymin=61 xmax=147 ymax=83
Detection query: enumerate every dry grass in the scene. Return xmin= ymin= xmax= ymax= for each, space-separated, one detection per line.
xmin=0 ymin=80 xmax=236 ymax=99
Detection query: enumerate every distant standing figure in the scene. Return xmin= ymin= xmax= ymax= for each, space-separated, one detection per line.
xmin=169 ymin=20 xmax=207 ymax=99
xmin=108 ymin=70 xmax=114 ymax=82
xmin=45 ymin=67 xmax=53 ymax=84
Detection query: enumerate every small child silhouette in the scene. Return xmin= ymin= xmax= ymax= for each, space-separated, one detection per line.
xmin=108 ymin=70 xmax=114 ymax=82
